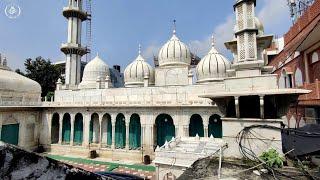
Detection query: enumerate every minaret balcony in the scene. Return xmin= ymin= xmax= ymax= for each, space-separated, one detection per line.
xmin=60 ymin=43 xmax=88 ymax=56
xmin=62 ymin=6 xmax=89 ymax=21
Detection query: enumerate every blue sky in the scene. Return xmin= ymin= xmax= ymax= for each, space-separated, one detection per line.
xmin=0 ymin=0 xmax=291 ymax=71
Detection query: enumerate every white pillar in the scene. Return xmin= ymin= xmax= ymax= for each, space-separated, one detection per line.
xmin=58 ymin=115 xmax=63 ymax=144
xmin=99 ymin=115 xmax=103 ymax=148
xmin=235 ymin=96 xmax=240 ymax=118
xmin=47 ymin=113 xmax=52 ymax=144
xmin=83 ymin=113 xmax=90 ymax=147
xmin=125 ymin=122 xmax=130 ymax=150
xmin=111 ymin=118 xmax=116 ymax=149
xmin=260 ymin=95 xmax=265 ymax=119
xmin=203 ymin=115 xmax=209 ymax=137
xmin=70 ymin=114 xmax=75 ymax=146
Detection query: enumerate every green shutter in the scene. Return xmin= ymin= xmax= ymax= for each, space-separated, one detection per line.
xmin=74 ymin=116 xmax=83 ymax=145
xmin=1 ymin=124 xmax=19 ymax=145
xmin=62 ymin=117 xmax=71 ymax=143
xmin=208 ymin=115 xmax=222 ymax=138
xmin=129 ymin=115 xmax=141 ymax=149
xmin=189 ymin=115 xmax=204 ymax=137
xmin=115 ymin=114 xmax=126 ymax=149
xmin=107 ymin=120 xmax=112 ymax=146
xmin=156 ymin=114 xmax=175 ymax=147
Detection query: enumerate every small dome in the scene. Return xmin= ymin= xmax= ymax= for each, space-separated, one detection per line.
xmin=255 ymin=17 xmax=264 ymax=35
xmin=196 ymin=37 xmax=231 ymax=83
xmin=124 ymin=46 xmax=155 ymax=87
xmin=79 ymin=55 xmax=110 ymax=89
xmin=158 ymin=23 xmax=191 ymax=67
xmin=0 ymin=68 xmax=41 ymax=93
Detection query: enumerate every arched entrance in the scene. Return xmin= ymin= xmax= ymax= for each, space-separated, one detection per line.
xmin=189 ymin=114 xmax=204 ymax=137
xmin=208 ymin=114 xmax=222 ymax=138
xmin=73 ymin=113 xmax=83 ymax=145
xmin=62 ymin=113 xmax=71 ymax=144
xmin=129 ymin=114 xmax=141 ymax=149
xmin=90 ymin=113 xmax=100 ymax=144
xmin=115 ymin=113 xmax=126 ymax=149
xmin=51 ymin=113 xmax=59 ymax=144
xmin=155 ymin=114 xmax=175 ymax=147
xmin=101 ymin=113 xmax=112 ymax=147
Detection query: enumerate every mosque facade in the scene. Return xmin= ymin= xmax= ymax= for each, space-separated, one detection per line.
xmin=0 ymin=0 xmax=309 ymax=163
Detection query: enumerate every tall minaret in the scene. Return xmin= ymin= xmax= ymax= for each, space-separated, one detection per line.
xmin=233 ymin=0 xmax=263 ymax=75
xmin=61 ymin=0 xmax=89 ymax=88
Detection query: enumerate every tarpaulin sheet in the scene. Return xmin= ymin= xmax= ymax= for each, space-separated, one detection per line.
xmin=282 ymin=124 xmax=320 ymax=157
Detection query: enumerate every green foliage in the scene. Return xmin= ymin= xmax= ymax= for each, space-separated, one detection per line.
xmin=22 ymin=57 xmax=62 ymax=97
xmin=46 ymin=91 xmax=55 ymax=101
xmin=260 ymin=148 xmax=285 ymax=168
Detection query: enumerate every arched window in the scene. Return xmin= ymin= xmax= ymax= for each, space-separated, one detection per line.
xmin=73 ymin=113 xmax=83 ymax=145
xmin=90 ymin=113 xmax=100 ymax=144
xmin=51 ymin=113 xmax=59 ymax=144
xmin=115 ymin=113 xmax=126 ymax=149
xmin=208 ymin=114 xmax=222 ymax=138
xmin=62 ymin=113 xmax=71 ymax=144
xmin=155 ymin=114 xmax=175 ymax=147
xmin=294 ymin=68 xmax=303 ymax=87
xmin=312 ymin=52 xmax=319 ymax=63
xmin=129 ymin=114 xmax=141 ymax=149
xmin=101 ymin=113 xmax=112 ymax=147
xmin=189 ymin=114 xmax=204 ymax=137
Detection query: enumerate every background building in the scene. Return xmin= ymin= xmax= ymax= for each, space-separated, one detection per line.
xmin=268 ymin=0 xmax=320 ymax=127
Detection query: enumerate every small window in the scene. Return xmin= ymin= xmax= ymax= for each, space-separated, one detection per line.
xmin=312 ymin=52 xmax=319 ymax=63
xmin=294 ymin=68 xmax=303 ymax=87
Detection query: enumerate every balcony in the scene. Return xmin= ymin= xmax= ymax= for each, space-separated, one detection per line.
xmin=299 ymin=79 xmax=320 ymax=105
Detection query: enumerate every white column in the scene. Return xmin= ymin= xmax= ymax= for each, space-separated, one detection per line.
xmin=125 ymin=121 xmax=130 ymax=150
xmin=235 ymin=96 xmax=240 ymax=118
xmin=83 ymin=113 xmax=90 ymax=147
xmin=184 ymin=125 xmax=189 ymax=137
xmin=99 ymin=115 xmax=103 ymax=148
xmin=125 ymin=114 xmax=130 ymax=150
xmin=58 ymin=115 xmax=63 ymax=144
xmin=47 ymin=113 xmax=52 ymax=144
xmin=203 ymin=115 xmax=209 ymax=137
xmin=111 ymin=116 xmax=116 ymax=149
xmin=260 ymin=95 xmax=265 ymax=119
xmin=70 ymin=114 xmax=75 ymax=146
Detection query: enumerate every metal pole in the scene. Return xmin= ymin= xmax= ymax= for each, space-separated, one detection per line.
xmin=218 ymin=147 xmax=222 ymax=179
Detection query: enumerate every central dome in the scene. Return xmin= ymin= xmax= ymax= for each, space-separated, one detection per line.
xmin=158 ymin=27 xmax=191 ymax=67
xmin=79 ymin=55 xmax=110 ymax=89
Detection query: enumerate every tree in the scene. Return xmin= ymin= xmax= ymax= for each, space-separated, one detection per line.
xmin=20 ymin=57 xmax=61 ymax=97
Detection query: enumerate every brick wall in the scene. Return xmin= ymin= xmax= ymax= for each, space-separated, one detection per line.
xmin=285 ymin=0 xmax=320 ymax=45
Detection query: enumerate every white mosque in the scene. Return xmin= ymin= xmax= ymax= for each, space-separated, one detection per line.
xmin=0 ymin=0 xmax=309 ymax=163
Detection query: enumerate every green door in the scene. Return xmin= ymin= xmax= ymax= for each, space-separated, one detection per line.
xmin=1 ymin=124 xmax=19 ymax=145
xmin=189 ymin=114 xmax=204 ymax=137
xmin=208 ymin=115 xmax=222 ymax=138
xmin=156 ymin=114 xmax=175 ymax=147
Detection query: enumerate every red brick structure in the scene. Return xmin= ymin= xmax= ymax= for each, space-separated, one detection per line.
xmin=268 ymin=0 xmax=320 ymax=128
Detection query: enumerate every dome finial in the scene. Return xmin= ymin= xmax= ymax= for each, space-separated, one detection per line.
xmin=211 ymin=35 xmax=215 ymax=47
xmin=173 ymin=19 xmax=177 ymax=35
xmin=138 ymin=44 xmax=142 ymax=55
xmin=96 ymin=52 xmax=99 ymax=57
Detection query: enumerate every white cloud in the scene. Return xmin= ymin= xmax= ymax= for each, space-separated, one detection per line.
xmin=258 ymin=0 xmax=290 ymax=31
xmin=189 ymin=15 xmax=235 ymax=58
xmin=143 ymin=43 xmax=161 ymax=60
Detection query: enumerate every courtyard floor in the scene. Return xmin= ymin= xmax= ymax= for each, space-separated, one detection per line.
xmin=45 ymin=154 xmax=156 ymax=179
